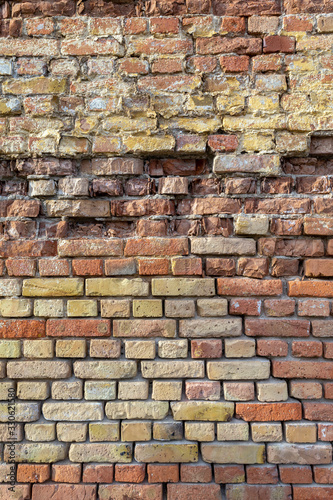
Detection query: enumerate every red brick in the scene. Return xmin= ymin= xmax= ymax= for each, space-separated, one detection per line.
xmin=229 ymin=298 xmax=261 ymax=316
xmin=253 ymin=54 xmax=283 ymax=72
xmin=1 ymin=241 xmax=57 ymax=259
xmin=58 ymin=239 xmax=123 ymax=258
xmin=172 ymin=258 xmax=202 ymax=276
xmin=152 ymin=58 xmax=183 ymax=73
xmin=46 ymin=319 xmax=110 ymax=337
xmin=283 ymin=16 xmax=313 ymax=31
xmin=138 ymin=75 xmax=199 ymax=92
xmin=246 ymin=319 xmax=310 ymax=337
xmin=237 ymin=257 xmax=269 ymax=279
xmin=197 ymin=37 xmax=262 ymax=55
xmin=124 ymin=18 xmax=147 ymax=35
xmin=304 ymin=402 xmax=333 ymax=421
xmin=245 ymin=199 xmax=310 ymax=215
xmin=247 ymin=465 xmax=278 ymax=484
xmin=220 ymin=17 xmax=246 ymax=33
xmin=114 ymin=464 xmax=146 ymax=483
xmin=6 ymin=258 xmax=36 ymax=276
xmin=264 ymin=299 xmax=295 ymax=317
xmin=119 ymin=58 xmax=148 ymax=75
xmin=257 ymin=339 xmax=288 ymax=357
xmin=304 ymin=259 xmax=333 ymax=278
xmin=98 ymin=484 xmax=162 ymax=500
xmin=311 ymin=320 xmax=333 ymax=338
xmin=191 ymin=340 xmax=223 ymax=359
xmin=208 ymin=135 xmax=238 ymax=152
xmin=130 ymin=39 xmax=192 ymax=56
xmin=285 ymin=0 xmax=332 ymax=14
xmin=17 ymin=464 xmax=50 ymax=483
xmin=124 ymin=238 xmax=188 ymax=257
xmin=324 ymin=343 xmax=333 ymax=359
xmin=113 ymin=199 xmax=173 ymax=217
xmin=314 ymin=199 xmax=333 ymax=214
xmin=319 ymin=424 xmax=333 ymax=441
xmin=82 ymin=464 xmax=114 ymax=483
xmin=137 ymin=220 xmax=168 ymax=237
xmin=313 ymin=466 xmax=333 ymax=484
xmin=217 ymin=278 xmax=282 ymax=297
xmin=185 ymin=381 xmax=220 ymax=400
xmin=26 ymin=18 xmax=54 ymax=35
xmin=214 ymin=0 xmax=281 ymax=16
xmin=180 ymin=464 xmax=212 ymax=483
xmin=138 ymin=258 xmax=169 ymax=275
xmin=214 ymin=465 xmax=245 ymax=483
xmin=279 ymin=465 xmax=312 ymax=484
xmin=324 ymin=383 xmax=333 ymax=399
xmin=39 ymin=259 xmax=70 ymax=276
xmin=220 ymin=55 xmax=249 ymax=72
xmin=236 ymin=402 xmax=302 ymax=421
xmin=271 ymin=258 xmax=299 ymax=277
xmin=187 ymin=56 xmax=218 ymax=73
xmin=273 ymin=361 xmax=333 ymax=379
xmin=31 ymin=484 xmax=96 ymax=500
xmin=298 ymin=299 xmax=330 ymax=317
xmin=7 ymin=200 xmax=40 ymax=217
xmin=72 ymin=259 xmax=103 ymax=276
xmin=293 ymin=486 xmax=333 ymax=500
xmin=147 ymin=464 xmax=179 ymax=483
xmin=263 ymin=35 xmax=295 ymax=53
xmin=0 ymin=319 xmax=45 ymax=339
xmin=150 ymin=17 xmax=179 ymax=34
xmin=270 ymin=219 xmax=302 ymax=236
xmin=90 ymin=18 xmax=122 ymax=35
xmin=292 ymin=341 xmax=323 ymax=358
xmin=206 ymin=259 xmax=236 ymax=277
xmin=52 ymin=464 xmax=81 ymax=483
xmin=167 ymin=484 xmax=221 ymax=500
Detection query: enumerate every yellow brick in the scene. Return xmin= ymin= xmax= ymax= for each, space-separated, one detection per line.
xmin=89 ymin=422 xmax=119 ymax=442
xmin=17 ymin=381 xmax=49 ymax=400
xmin=86 ymin=278 xmax=149 ymax=297
xmin=56 ymin=340 xmax=86 ymax=358
xmin=103 ymin=116 xmax=157 ymax=133
xmin=123 ymin=135 xmax=175 ymax=154
xmin=3 ymin=77 xmax=67 ymax=95
xmin=0 ymin=340 xmax=20 ymax=358
xmin=23 ymin=340 xmax=53 ymax=359
xmin=185 ymin=422 xmax=215 ymax=441
xmin=152 ymin=381 xmax=182 ymax=401
xmin=217 ymin=422 xmax=249 ymax=441
xmin=243 ymin=132 xmax=275 ymax=152
xmin=125 ymin=340 xmax=156 ymax=359
xmin=85 ymin=381 xmax=116 ymax=400
xmin=216 ymin=94 xmax=245 ymax=115
xmin=251 ymin=423 xmax=282 ymax=442
xmin=101 ymin=299 xmax=131 ymax=317
xmin=118 ymin=381 xmax=149 ymax=400
xmin=121 ymin=421 xmax=151 ymax=441
xmin=0 ymin=299 xmax=32 ymax=317
xmin=152 ymin=278 xmax=214 ymax=296
xmin=224 ymin=114 xmax=286 ymax=131
xmin=135 ymin=443 xmax=198 ymax=463
xmin=158 ymin=339 xmax=188 ymax=359
xmin=161 ymin=117 xmax=221 ymax=133
xmin=25 ymin=423 xmax=56 ymax=442
xmin=276 ymin=132 xmax=308 ymax=153
xmin=171 ymin=401 xmax=234 ymax=421
xmin=67 ymin=300 xmax=98 ymax=317
xmin=133 ymin=300 xmax=163 ymax=318
xmin=285 ymin=423 xmax=316 ymax=443
xmin=248 ymin=95 xmax=280 ymax=112
xmin=57 ymin=423 xmax=87 ymax=443
xmin=23 ymin=279 xmax=84 ymax=297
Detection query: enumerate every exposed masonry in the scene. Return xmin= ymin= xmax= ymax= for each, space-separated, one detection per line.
xmin=0 ymin=4 xmax=333 ymax=500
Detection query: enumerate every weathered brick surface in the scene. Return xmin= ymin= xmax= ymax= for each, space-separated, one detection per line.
xmin=0 ymin=4 xmax=332 ymax=493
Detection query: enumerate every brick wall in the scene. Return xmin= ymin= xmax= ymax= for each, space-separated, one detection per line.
xmin=0 ymin=1 xmax=333 ymax=499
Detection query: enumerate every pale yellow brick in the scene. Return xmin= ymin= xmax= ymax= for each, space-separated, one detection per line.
xmin=235 ymin=215 xmax=269 ymax=236
xmin=57 ymin=423 xmax=87 ymax=442
xmin=185 ymin=422 xmax=215 ymax=441
xmin=0 ymin=279 xmax=21 ymax=297
xmin=0 ymin=402 xmax=39 ymax=422
xmin=0 ymin=340 xmax=20 ymax=358
xmin=142 ymin=361 xmax=204 ymax=379
xmin=248 ymin=95 xmax=280 ymax=112
xmin=85 ymin=381 xmax=116 ymax=400
xmin=0 ymin=381 xmax=15 ymax=400
xmin=208 ymin=360 xmax=270 ymax=380
xmin=285 ymin=423 xmax=316 ymax=443
xmin=25 ymin=423 xmax=56 ymax=442
xmin=257 ymin=381 xmax=288 ymax=402
xmin=217 ymin=422 xmax=249 ymax=441
xmin=171 ymin=401 xmax=234 ymax=421
xmin=56 ymin=339 xmax=86 ymax=358
xmin=165 ymin=299 xmax=195 ymax=318
xmin=101 ymin=299 xmax=131 ymax=317
xmin=105 ymin=401 xmax=168 ymax=420
xmin=34 ymin=299 xmax=64 ymax=317
xmin=4 ymin=443 xmax=67 ymax=463
xmin=121 ymin=421 xmax=151 ymax=441
xmin=0 ymin=299 xmax=32 ymax=317
xmin=152 ymin=278 xmax=215 ymax=296
xmin=123 ymin=135 xmax=175 ymax=154
xmin=89 ymin=422 xmax=119 ymax=442
xmin=52 ymin=381 xmax=83 ymax=400
xmin=118 ymin=381 xmax=149 ymax=400
xmin=152 ymin=381 xmax=182 ymax=401
xmin=23 ymin=339 xmax=53 ymax=358
xmin=216 ymin=94 xmax=245 ymax=115
xmin=17 ymin=381 xmax=49 ymax=400
xmin=135 ymin=443 xmax=198 ymax=463
xmin=201 ymin=443 xmax=265 ymax=464
xmin=74 ymin=360 xmax=136 ymax=379
xmin=67 ymin=300 xmax=98 ymax=317
xmin=251 ymin=423 xmax=282 ymax=442
xmin=224 ymin=339 xmax=256 ymax=358
xmin=133 ymin=299 xmax=163 ymax=317
xmin=197 ymin=299 xmax=228 ymax=317
xmin=276 ymin=132 xmax=308 ymax=153
xmin=158 ymin=340 xmax=188 ymax=359
xmin=23 ymin=278 xmax=84 ymax=297
xmin=86 ymin=278 xmax=149 ymax=296
xmin=69 ymin=443 xmax=132 ymax=463
xmin=125 ymin=340 xmax=156 ymax=359
xmin=43 ymin=402 xmax=103 ymax=421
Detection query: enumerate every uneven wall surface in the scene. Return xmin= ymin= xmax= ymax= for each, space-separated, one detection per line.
xmin=0 ymin=1 xmax=333 ymax=499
